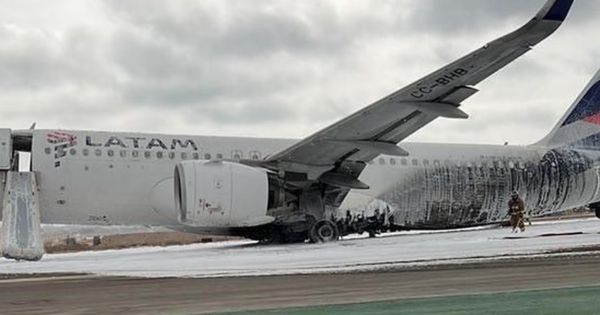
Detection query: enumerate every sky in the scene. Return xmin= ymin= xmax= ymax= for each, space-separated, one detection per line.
xmin=0 ymin=0 xmax=599 ymax=145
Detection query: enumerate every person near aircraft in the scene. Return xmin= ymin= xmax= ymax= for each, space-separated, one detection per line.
xmin=508 ymin=192 xmax=526 ymax=233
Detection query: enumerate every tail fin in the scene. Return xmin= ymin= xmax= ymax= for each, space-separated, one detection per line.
xmin=536 ymin=70 xmax=600 ymax=150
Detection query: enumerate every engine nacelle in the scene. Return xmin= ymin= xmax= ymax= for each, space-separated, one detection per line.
xmin=174 ymin=160 xmax=274 ymax=228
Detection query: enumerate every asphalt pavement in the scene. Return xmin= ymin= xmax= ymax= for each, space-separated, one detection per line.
xmin=1 ymin=255 xmax=600 ymax=314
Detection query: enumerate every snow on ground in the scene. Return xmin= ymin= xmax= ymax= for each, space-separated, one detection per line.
xmin=0 ymin=218 xmax=599 ymax=278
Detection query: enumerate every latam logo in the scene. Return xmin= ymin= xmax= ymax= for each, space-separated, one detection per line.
xmin=85 ymin=135 xmax=198 ymax=151
xmin=46 ymin=132 xmax=78 ymax=168
xmin=47 ymin=131 xmax=77 ymax=146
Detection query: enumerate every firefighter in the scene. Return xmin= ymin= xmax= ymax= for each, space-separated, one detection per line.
xmin=508 ymin=191 xmax=526 ymax=232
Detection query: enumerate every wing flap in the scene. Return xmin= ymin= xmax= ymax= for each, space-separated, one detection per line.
xmin=408 ymin=102 xmax=469 ymax=119
xmin=320 ymin=172 xmax=370 ymax=190
xmin=439 ymin=86 xmax=479 ymax=105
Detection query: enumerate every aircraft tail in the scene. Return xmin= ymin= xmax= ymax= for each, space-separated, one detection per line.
xmin=535 ymin=70 xmax=600 ymax=150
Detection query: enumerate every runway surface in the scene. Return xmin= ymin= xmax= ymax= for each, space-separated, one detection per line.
xmin=1 ymin=218 xmax=599 ymax=314
xmin=0 ymin=218 xmax=599 ymax=278
xmin=1 ymin=256 xmax=600 ymax=314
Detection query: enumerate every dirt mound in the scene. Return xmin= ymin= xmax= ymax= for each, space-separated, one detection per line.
xmin=44 ymin=231 xmax=241 ymax=253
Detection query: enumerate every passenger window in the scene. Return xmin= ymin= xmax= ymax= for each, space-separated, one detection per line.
xmin=181 ymin=152 xmax=188 ymax=160
xmin=120 ymin=150 xmax=127 ymax=158
xmin=379 ymin=157 xmax=386 ymax=165
xmin=423 ymin=159 xmax=430 ymax=166
xmin=250 ymin=151 xmax=261 ymax=160
xmin=82 ymin=149 xmax=89 ymax=157
xmin=390 ymin=158 xmax=396 ymax=165
xmin=204 ymin=153 xmax=211 ymax=160
xmin=107 ymin=149 xmax=114 ymax=157
xmin=44 ymin=147 xmax=51 ymax=155
xmin=231 ymin=150 xmax=243 ymax=160
xmin=69 ymin=148 xmax=77 ymax=156
xmin=216 ymin=153 xmax=223 ymax=159
xmin=169 ymin=152 xmax=175 ymax=159
xmin=156 ymin=152 xmax=163 ymax=159
xmin=95 ymin=149 xmax=102 ymax=157
xmin=193 ymin=152 xmax=200 ymax=160
xmin=412 ymin=159 xmax=418 ymax=166
xmin=144 ymin=151 xmax=151 ymax=159
xmin=132 ymin=151 xmax=139 ymax=158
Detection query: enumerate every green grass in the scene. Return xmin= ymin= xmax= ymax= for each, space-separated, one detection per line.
xmin=227 ymin=286 xmax=600 ymax=315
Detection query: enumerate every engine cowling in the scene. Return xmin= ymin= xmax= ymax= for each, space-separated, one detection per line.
xmin=174 ymin=160 xmax=274 ymax=228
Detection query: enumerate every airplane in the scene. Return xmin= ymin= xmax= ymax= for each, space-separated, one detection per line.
xmin=2 ymin=0 xmax=593 ymax=245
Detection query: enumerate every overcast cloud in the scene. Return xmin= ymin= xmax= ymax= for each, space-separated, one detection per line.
xmin=0 ymin=0 xmax=599 ymax=145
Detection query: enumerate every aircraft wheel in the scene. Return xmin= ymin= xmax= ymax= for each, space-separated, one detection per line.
xmin=590 ymin=203 xmax=600 ymax=219
xmin=309 ymin=220 xmax=339 ymax=243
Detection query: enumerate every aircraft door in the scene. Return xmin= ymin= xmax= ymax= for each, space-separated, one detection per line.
xmin=0 ymin=129 xmax=12 ymax=170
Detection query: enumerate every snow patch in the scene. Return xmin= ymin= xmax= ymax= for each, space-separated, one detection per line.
xmin=0 ymin=218 xmax=598 ymax=278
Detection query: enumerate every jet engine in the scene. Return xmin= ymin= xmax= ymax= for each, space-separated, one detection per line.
xmin=174 ymin=160 xmax=275 ymax=228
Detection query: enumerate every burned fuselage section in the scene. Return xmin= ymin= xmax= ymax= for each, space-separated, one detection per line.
xmin=345 ymin=143 xmax=600 ymax=229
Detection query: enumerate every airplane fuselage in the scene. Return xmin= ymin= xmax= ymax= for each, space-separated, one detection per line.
xmin=26 ymin=129 xmax=600 ymax=233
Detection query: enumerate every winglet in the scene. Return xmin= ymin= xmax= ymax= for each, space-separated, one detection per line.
xmin=538 ymin=0 xmax=574 ymax=22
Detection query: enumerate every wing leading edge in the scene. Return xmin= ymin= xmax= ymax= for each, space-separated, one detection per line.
xmin=260 ymin=0 xmax=574 ymax=189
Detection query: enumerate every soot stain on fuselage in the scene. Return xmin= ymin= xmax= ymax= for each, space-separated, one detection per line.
xmin=378 ymin=148 xmax=597 ymax=229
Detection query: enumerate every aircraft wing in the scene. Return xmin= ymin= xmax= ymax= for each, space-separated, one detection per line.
xmin=260 ymin=0 xmax=573 ymax=189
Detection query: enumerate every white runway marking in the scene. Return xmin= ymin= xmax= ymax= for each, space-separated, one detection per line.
xmin=1 ymin=218 xmax=599 ymax=278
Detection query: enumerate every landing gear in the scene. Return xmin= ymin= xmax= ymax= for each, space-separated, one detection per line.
xmin=590 ymin=203 xmax=600 ymax=219
xmin=309 ymin=220 xmax=339 ymax=243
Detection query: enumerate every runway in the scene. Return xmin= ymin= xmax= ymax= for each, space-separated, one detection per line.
xmin=1 ymin=218 xmax=599 ymax=278
xmin=1 ymin=256 xmax=600 ymax=314
xmin=0 ymin=218 xmax=599 ymax=314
